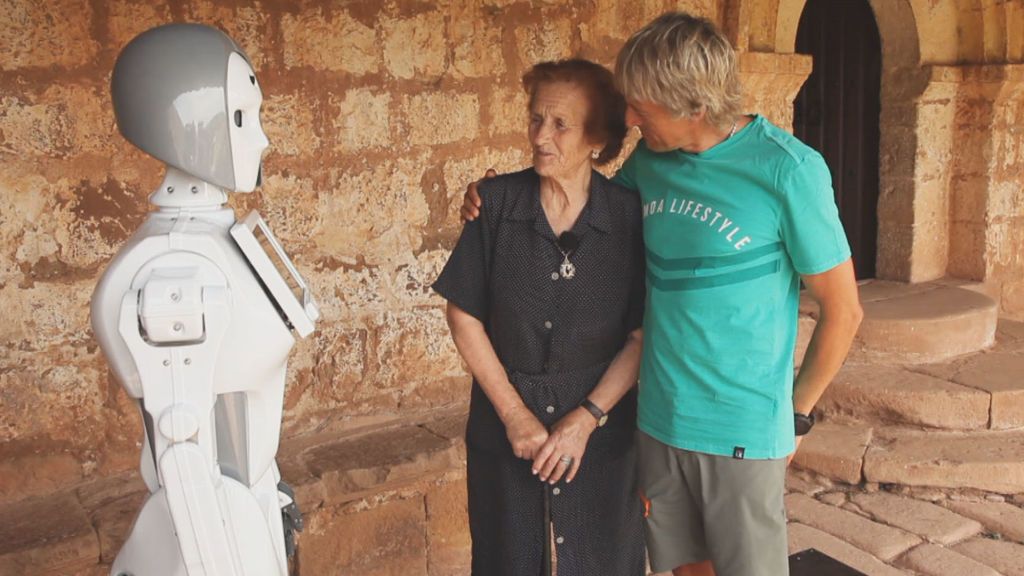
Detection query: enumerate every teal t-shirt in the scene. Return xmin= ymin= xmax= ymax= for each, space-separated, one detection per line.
xmin=614 ymin=115 xmax=850 ymax=459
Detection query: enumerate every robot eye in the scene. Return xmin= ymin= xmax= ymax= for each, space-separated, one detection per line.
xmin=234 ymin=110 xmax=243 ymax=127
xmin=249 ymin=75 xmax=256 ymax=86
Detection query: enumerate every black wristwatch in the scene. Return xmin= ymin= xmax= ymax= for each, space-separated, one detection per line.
xmin=794 ymin=412 xmax=816 ymax=436
xmin=580 ymin=398 xmax=608 ymax=427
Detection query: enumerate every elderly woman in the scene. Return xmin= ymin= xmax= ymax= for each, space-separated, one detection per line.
xmin=432 ymin=59 xmax=645 ymax=575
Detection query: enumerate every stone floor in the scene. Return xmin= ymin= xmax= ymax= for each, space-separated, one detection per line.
xmin=3 ymin=304 xmax=1023 ymax=575
xmin=777 ymin=317 xmax=1024 ymax=576
xmin=781 ymin=469 xmax=1024 ymax=576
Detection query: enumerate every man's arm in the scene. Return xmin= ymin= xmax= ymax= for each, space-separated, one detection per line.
xmin=793 ymin=258 xmax=863 ymax=415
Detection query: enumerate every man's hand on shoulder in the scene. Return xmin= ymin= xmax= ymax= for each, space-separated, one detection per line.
xmin=460 ymin=168 xmax=496 ymax=222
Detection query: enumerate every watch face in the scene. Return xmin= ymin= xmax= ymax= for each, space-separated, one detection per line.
xmin=598 ymin=414 xmax=608 ymax=427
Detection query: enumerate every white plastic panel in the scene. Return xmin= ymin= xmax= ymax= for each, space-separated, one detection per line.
xmin=230 ymin=211 xmax=319 ymax=338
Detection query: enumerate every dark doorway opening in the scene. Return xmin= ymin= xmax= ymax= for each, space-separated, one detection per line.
xmin=794 ymin=0 xmax=882 ymax=279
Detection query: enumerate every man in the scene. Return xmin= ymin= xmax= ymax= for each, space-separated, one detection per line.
xmin=462 ymin=12 xmax=862 ymax=576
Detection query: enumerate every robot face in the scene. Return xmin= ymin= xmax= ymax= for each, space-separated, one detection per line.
xmin=226 ymin=52 xmax=269 ymax=193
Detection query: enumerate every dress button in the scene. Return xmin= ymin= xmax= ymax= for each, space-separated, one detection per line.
xmin=544 ymin=320 xmax=552 ymax=329
xmin=556 ymin=536 xmax=565 ymax=545
xmin=546 ymin=405 xmax=555 ymax=414
xmin=551 ymin=272 xmax=559 ymax=281
xmin=552 ymin=487 xmax=561 ymax=495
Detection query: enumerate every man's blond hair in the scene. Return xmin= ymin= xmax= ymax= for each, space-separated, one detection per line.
xmin=616 ymin=12 xmax=743 ymax=130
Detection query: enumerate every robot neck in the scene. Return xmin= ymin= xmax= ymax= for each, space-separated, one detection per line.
xmin=150 ymin=166 xmax=230 ymax=210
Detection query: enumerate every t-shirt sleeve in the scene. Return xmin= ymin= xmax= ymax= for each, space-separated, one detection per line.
xmin=778 ymin=153 xmax=852 ymax=275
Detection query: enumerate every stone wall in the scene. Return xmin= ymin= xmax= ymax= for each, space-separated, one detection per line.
xmin=5 ymin=0 xmax=793 ymax=508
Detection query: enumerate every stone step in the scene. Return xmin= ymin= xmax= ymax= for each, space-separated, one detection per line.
xmin=793 ymin=421 xmax=1024 ymax=493
xmin=798 ymin=280 xmax=998 ymax=365
xmin=0 ymin=492 xmax=99 ymax=575
xmin=816 ymin=364 xmax=992 ymax=430
xmin=814 ymin=320 xmax=1024 ymax=432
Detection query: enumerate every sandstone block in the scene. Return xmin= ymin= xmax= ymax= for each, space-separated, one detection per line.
xmin=382 ymin=11 xmax=447 ymax=81
xmin=404 ymin=92 xmax=480 ymax=146
xmin=90 ymin=491 xmax=147 ymax=563
xmin=281 ymin=9 xmax=377 ymax=75
xmin=0 ymin=449 xmax=85 ymax=506
xmin=487 ymin=86 xmax=529 ymax=138
xmin=949 ymin=353 xmax=1024 ymax=429
xmin=0 ymin=0 xmax=98 ymax=70
xmin=864 ymin=428 xmax=1024 ymax=493
xmin=263 ymin=92 xmax=321 ymax=158
xmin=849 ymin=492 xmax=983 ymax=545
xmin=425 ymin=479 xmax=471 ymax=576
xmin=794 ymin=314 xmax=815 ymax=367
xmin=791 ymin=422 xmax=872 ymax=484
xmin=183 ymin=3 xmax=271 ymax=68
xmin=818 ymin=492 xmax=847 ymax=507
xmin=852 ymin=283 xmax=997 ymax=364
xmin=785 ymin=469 xmax=832 ymax=496
xmin=107 ymin=0 xmax=172 ymax=50
xmin=304 ymin=424 xmax=461 ymax=507
xmin=298 ymin=496 xmax=428 ymax=576
xmin=0 ymin=493 xmax=99 ymax=575
xmin=954 ymin=538 xmax=1024 ymax=576
xmin=422 ymin=412 xmax=469 ymax=444
xmin=786 ymin=523 xmax=906 ymax=576
xmin=314 ymin=156 xmax=431 ymax=265
xmin=368 ymin=309 xmax=467 ymax=412
xmin=74 ymin=471 xmax=147 ymax=514
xmin=332 ymin=88 xmax=391 ymax=153
xmin=785 ymin=493 xmax=921 ymax=560
xmin=514 ymin=19 xmax=573 ymax=67
xmin=450 ymin=0 xmax=505 ymax=79
xmin=897 ymin=543 xmax=1000 ymax=576
xmin=816 ymin=364 xmax=990 ymax=429
xmin=994 ymin=318 xmax=1024 ymax=353
xmin=943 ymin=500 xmax=1024 ymax=543
xmin=441 ymin=146 xmax=530 ymax=220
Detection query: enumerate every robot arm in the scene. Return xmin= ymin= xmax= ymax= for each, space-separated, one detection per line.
xmin=120 ymin=260 xmax=237 ymax=575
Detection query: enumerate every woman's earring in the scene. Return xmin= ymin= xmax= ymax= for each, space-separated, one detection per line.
xmin=591 ymin=149 xmax=600 ymax=160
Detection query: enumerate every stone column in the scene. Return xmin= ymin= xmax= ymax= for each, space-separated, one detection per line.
xmin=738 ymin=51 xmax=813 ymax=131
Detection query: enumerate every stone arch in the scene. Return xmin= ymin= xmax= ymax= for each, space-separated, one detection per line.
xmin=770 ymin=0 xmax=922 ymax=66
xmin=767 ymin=0 xmax=933 ymax=280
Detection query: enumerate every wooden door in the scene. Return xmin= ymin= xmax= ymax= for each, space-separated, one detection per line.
xmin=794 ymin=0 xmax=882 ymax=279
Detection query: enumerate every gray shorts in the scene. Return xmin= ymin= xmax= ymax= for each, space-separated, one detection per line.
xmin=636 ymin=431 xmax=789 ymax=576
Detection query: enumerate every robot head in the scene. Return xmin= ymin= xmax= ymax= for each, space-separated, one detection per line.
xmin=112 ymin=23 xmax=269 ymax=193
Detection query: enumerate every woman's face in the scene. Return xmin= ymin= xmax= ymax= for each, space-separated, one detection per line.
xmin=528 ymin=81 xmax=598 ymax=181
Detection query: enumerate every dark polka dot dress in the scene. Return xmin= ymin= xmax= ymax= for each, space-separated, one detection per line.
xmin=433 ymin=168 xmax=646 ymax=576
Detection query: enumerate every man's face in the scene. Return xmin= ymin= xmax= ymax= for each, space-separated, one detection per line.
xmin=625 ymin=99 xmax=701 ymax=153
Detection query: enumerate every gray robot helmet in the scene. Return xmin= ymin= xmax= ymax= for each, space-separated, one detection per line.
xmin=112 ymin=23 xmax=268 ymax=192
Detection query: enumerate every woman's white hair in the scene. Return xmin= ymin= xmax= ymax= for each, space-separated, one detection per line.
xmin=615 ymin=12 xmax=743 ymax=130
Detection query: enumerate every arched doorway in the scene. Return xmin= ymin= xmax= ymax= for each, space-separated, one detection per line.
xmin=793 ymin=0 xmax=881 ymax=279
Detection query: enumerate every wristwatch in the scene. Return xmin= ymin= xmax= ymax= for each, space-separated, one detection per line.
xmin=580 ymin=398 xmax=608 ymax=427
xmin=794 ymin=412 xmax=816 ymax=436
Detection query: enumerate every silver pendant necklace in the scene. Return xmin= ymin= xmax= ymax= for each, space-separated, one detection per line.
xmin=558 ymin=250 xmax=576 ymax=279
xmin=556 ymin=231 xmax=579 ymax=280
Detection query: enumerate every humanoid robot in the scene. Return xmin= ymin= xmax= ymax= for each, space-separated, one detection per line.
xmin=91 ymin=24 xmax=319 ymax=576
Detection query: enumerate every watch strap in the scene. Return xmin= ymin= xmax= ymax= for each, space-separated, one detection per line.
xmin=794 ymin=412 xmax=816 ymax=436
xmin=580 ymin=398 xmax=607 ymax=426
